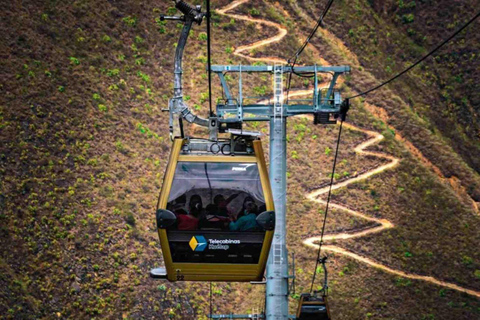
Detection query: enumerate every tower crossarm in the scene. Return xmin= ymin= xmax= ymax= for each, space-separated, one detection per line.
xmin=212 ymin=64 xmax=350 ymax=124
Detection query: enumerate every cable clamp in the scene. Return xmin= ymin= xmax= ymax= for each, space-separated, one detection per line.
xmin=339 ymin=98 xmax=350 ymax=121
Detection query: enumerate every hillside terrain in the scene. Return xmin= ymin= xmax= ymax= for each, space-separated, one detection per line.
xmin=1 ymin=0 xmax=479 ymax=319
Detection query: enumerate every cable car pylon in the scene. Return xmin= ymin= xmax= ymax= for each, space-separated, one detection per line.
xmin=152 ymin=1 xmax=350 ymax=318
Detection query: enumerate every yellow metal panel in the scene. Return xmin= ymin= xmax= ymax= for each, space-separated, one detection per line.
xmin=177 ymin=155 xmax=256 ymax=163
xmin=171 ymin=262 xmax=262 ymax=282
xmin=158 ymin=138 xmax=183 ymax=209
xmin=156 ymin=139 xmax=183 ymax=282
xmin=252 ymin=140 xmax=275 ymax=278
xmin=256 ymin=230 xmax=274 ymax=278
xmin=325 ymin=296 xmax=332 ymax=319
xmin=181 ymin=274 xmax=258 ymax=282
xmin=158 ymin=229 xmax=176 ymax=281
xmin=172 ymin=263 xmax=259 ymax=273
xmin=253 ymin=140 xmax=274 ymax=211
xmin=296 ymin=295 xmax=306 ymax=318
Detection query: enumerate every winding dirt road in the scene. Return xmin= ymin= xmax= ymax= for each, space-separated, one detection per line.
xmin=217 ymin=0 xmax=480 ymax=299
xmin=217 ymin=0 xmax=287 ymax=64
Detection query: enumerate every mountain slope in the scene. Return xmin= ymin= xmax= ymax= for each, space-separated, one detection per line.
xmin=1 ymin=0 xmax=479 ymax=319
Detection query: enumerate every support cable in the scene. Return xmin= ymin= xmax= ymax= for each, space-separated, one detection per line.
xmin=206 ymin=0 xmax=214 ymax=116
xmin=286 ymin=0 xmax=336 ymax=103
xmin=309 ymin=117 xmax=345 ymax=294
xmin=348 ymin=10 xmax=479 ymax=99
xmin=288 ymin=0 xmax=335 ymax=63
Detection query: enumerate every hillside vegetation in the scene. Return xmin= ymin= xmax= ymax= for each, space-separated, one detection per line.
xmin=1 ymin=0 xmax=479 ymax=319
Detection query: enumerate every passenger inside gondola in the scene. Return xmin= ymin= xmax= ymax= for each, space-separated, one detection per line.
xmin=229 ymin=197 xmax=259 ymax=231
xmin=213 ymin=194 xmax=239 ymax=217
xmin=167 ymin=162 xmax=267 ymax=232
xmin=176 ymin=195 xmax=201 ymax=230
xmin=199 ymin=203 xmax=229 ymax=229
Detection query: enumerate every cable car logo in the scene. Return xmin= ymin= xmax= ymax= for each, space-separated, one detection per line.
xmin=189 ymin=235 xmax=207 ymax=252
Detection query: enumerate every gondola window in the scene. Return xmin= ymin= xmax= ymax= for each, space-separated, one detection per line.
xmin=167 ymin=162 xmax=266 ymax=232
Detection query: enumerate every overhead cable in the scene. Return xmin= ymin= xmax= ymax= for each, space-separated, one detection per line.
xmin=309 ymin=118 xmax=344 ymax=294
xmin=289 ymin=0 xmax=335 ymax=63
xmin=286 ymin=0 xmax=336 ymax=102
xmin=348 ymin=11 xmax=480 ymax=99
xmin=206 ymin=0 xmax=214 ymax=116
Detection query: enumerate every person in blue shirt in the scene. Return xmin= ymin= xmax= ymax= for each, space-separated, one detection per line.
xmin=229 ymin=197 xmax=259 ymax=231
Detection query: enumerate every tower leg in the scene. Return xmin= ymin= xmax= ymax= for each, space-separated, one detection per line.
xmin=266 ymin=117 xmax=289 ymax=319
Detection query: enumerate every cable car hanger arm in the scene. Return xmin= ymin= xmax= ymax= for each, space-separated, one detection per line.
xmin=162 ymin=1 xmax=210 ymax=137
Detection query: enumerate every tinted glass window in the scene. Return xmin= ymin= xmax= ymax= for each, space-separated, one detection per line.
xmin=167 ymin=162 xmax=266 ymax=231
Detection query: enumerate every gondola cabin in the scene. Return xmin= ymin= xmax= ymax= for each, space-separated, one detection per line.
xmin=155 ymin=136 xmax=275 ymax=281
xmin=296 ymin=293 xmax=331 ymax=320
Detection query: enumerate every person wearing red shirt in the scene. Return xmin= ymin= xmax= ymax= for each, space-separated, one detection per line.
xmin=176 ymin=195 xmax=203 ymax=230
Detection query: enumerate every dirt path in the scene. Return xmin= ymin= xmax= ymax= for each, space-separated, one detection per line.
xmin=303 ymin=125 xmax=480 ymax=299
xmin=217 ymin=0 xmax=287 ymax=64
xmin=217 ymin=0 xmax=480 ymax=298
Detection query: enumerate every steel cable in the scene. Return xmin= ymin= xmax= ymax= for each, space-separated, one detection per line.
xmin=286 ymin=0 xmax=336 ymax=103
xmin=309 ymin=120 xmax=344 ymax=294
xmin=206 ymin=0 xmax=214 ymax=116
xmin=348 ymin=11 xmax=480 ymax=99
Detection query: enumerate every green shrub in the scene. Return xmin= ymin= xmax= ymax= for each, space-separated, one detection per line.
xmin=123 ymin=16 xmax=137 ymax=27
xmin=69 ymin=57 xmax=80 ymax=65
xmin=395 ymin=277 xmax=412 ymax=287
xmin=197 ymin=55 xmax=207 ymax=63
xmin=253 ymin=85 xmax=267 ymax=95
xmin=199 ymin=92 xmax=209 ymax=103
xmin=462 ymin=255 xmax=473 ymax=265
xmin=107 ymin=69 xmax=120 ymax=77
xmin=136 ymin=71 xmax=150 ymax=83
xmin=402 ymin=14 xmax=414 ymax=24
xmin=474 ymin=270 xmax=480 ymax=279
xmin=125 ymin=213 xmax=135 ymax=226
xmin=249 ymin=8 xmax=260 ymax=16
xmin=155 ymin=18 xmax=167 ymax=33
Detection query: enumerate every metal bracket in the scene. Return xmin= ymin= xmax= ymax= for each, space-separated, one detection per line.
xmin=212 ymin=65 xmax=350 ymax=124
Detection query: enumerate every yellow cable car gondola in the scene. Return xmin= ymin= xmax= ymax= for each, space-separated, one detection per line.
xmin=153 ymin=135 xmax=275 ymax=282
xmin=296 ymin=293 xmax=331 ymax=320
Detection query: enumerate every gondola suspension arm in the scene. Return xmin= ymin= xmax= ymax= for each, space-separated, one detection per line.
xmin=162 ymin=1 xmax=210 ymax=138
